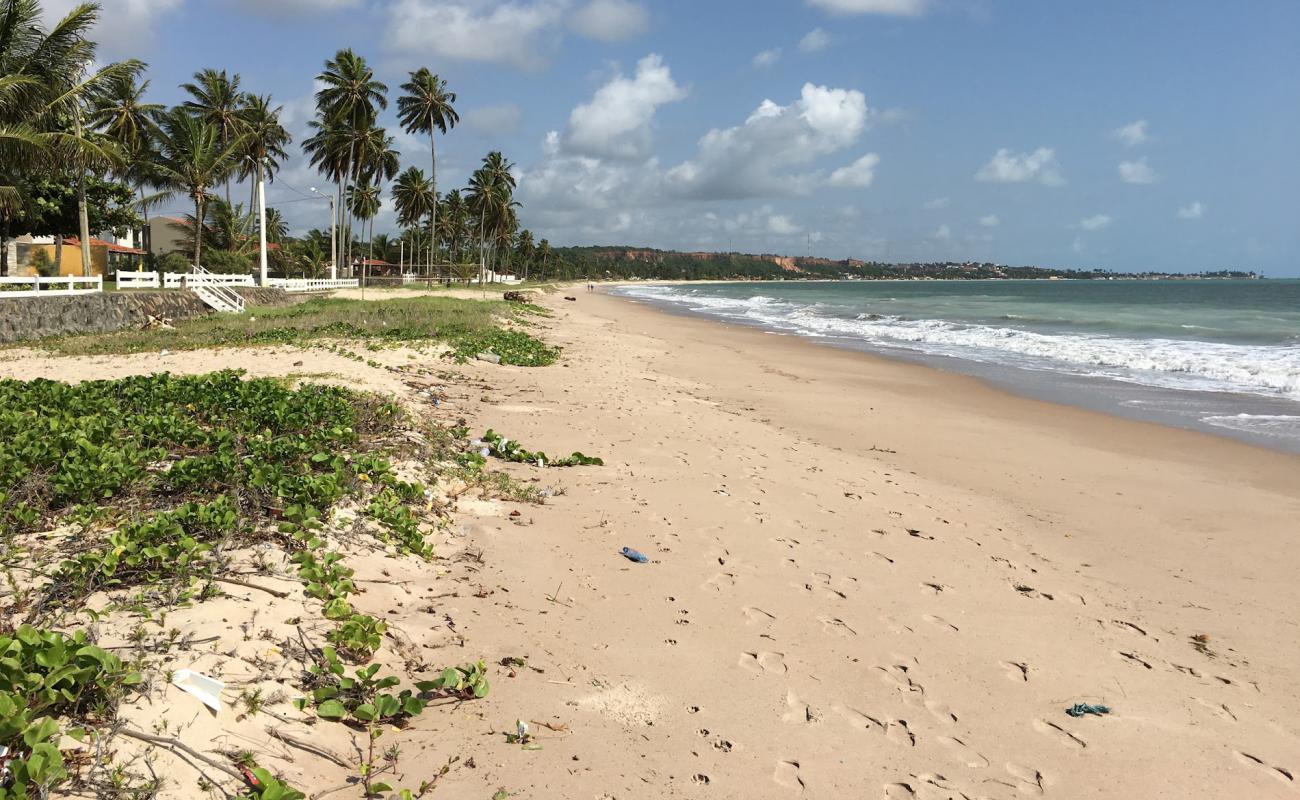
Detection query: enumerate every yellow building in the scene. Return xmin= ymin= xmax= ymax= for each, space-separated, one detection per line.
xmin=15 ymin=236 xmax=146 ymax=277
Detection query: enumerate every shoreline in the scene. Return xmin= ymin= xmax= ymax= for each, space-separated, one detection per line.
xmin=608 ymin=281 xmax=1300 ymax=455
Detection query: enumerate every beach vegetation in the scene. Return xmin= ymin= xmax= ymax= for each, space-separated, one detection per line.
xmin=481 ymin=429 xmax=604 ymax=468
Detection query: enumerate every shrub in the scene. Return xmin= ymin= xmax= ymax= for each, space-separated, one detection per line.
xmin=156 ymin=251 xmax=191 ymax=273
xmin=29 ymin=249 xmax=58 ymax=278
xmin=203 ymin=250 xmax=253 ymax=274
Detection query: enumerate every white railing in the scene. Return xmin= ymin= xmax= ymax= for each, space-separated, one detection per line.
xmin=0 ymin=276 xmax=103 ymax=297
xmin=266 ymin=278 xmax=359 ymax=293
xmin=187 ymin=265 xmax=245 ymax=313
xmin=115 ymin=271 xmax=160 ymax=289
xmin=164 ymin=272 xmax=254 ymax=288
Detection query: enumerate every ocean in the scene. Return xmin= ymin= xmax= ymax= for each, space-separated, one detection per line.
xmin=615 ymin=279 xmax=1300 ymax=454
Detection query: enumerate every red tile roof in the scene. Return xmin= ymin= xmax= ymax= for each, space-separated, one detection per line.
xmin=64 ymin=237 xmax=147 ymax=255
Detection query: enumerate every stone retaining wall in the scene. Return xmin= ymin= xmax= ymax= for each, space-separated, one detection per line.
xmin=0 ymin=287 xmax=302 ymax=344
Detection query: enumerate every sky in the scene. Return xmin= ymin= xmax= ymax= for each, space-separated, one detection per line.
xmin=49 ymin=0 xmax=1300 ymax=275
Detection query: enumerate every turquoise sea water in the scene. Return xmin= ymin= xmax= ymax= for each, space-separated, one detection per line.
xmin=617 ymin=280 xmax=1300 ymax=452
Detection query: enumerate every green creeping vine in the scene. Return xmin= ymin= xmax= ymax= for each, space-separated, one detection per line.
xmin=481 ymin=430 xmax=603 ymax=468
xmin=450 ymin=330 xmax=559 ymax=367
xmin=0 ymin=626 xmax=141 ymax=799
xmin=52 ymin=496 xmax=238 ymax=603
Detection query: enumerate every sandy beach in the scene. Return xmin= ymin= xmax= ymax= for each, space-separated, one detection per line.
xmin=6 ymin=287 xmax=1299 ymax=799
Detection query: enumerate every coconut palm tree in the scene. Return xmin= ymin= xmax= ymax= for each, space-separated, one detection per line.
xmin=0 ymin=0 xmax=137 ymax=275
xmin=391 ymin=166 xmax=433 ymax=274
xmin=313 ymin=49 xmax=386 ymax=271
xmin=235 ymin=93 xmax=291 ymax=210
xmin=151 ymin=107 xmax=246 ymax=268
xmin=173 ymin=196 xmax=255 ymax=257
xmin=515 ymin=228 xmax=535 ymax=281
xmin=397 ymin=68 xmax=457 ymax=267
xmin=262 ymin=206 xmax=288 ymax=243
xmin=88 ymin=68 xmax=162 ymax=251
xmin=181 ymin=68 xmax=245 ymax=205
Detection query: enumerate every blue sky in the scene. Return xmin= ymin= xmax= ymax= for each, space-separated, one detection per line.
xmin=57 ymin=0 xmax=1300 ymax=274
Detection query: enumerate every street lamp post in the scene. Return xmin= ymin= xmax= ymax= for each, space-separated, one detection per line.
xmin=310 ymin=187 xmax=337 ymax=280
xmin=256 ymin=158 xmax=268 ymax=287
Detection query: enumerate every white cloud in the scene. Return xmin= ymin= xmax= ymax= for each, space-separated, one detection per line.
xmin=828 ymin=153 xmax=880 ymax=187
xmin=752 ymin=48 xmax=783 ymax=68
xmin=799 ymin=28 xmax=831 ymax=53
xmin=1177 ymin=201 xmax=1206 ymax=219
xmin=979 ymin=214 xmax=999 ymax=227
xmin=922 ymin=196 xmax=950 ymax=210
xmin=1112 ymin=120 xmax=1150 ymax=147
xmin=463 ymin=103 xmax=523 ymax=135
xmin=386 ymin=0 xmax=567 ymax=70
xmin=1078 ymin=213 xmax=1112 ymax=231
xmin=933 ymin=224 xmax=951 ymax=240
xmin=807 ymin=0 xmax=930 ymax=15
xmin=768 ymin=214 xmax=802 ymax=235
xmin=975 ymin=147 xmax=1064 ymax=186
xmin=1072 ymin=236 xmax=1085 ymax=254
xmin=43 ymin=0 xmax=183 ymax=52
xmin=569 ymin=0 xmax=648 ymax=41
xmin=1118 ymin=158 xmax=1158 ymax=184
xmin=666 ymin=82 xmax=870 ymax=199
xmin=564 ymin=53 xmax=687 ymax=160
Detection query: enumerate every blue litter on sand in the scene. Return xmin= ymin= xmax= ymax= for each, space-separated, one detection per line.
xmin=621 ymin=547 xmax=649 ymax=563
xmin=1065 ymin=703 xmax=1111 ymax=718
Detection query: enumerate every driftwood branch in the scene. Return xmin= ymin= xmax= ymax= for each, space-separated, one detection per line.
xmin=265 ymin=727 xmax=350 ymax=768
xmin=212 ymin=576 xmax=292 ymax=598
xmin=118 ymin=727 xmax=242 ymax=780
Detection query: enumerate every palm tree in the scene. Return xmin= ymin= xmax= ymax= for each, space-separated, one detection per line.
xmin=181 ymin=68 xmax=245 ymax=205
xmin=173 ymin=196 xmax=255 ymax=257
xmin=397 ymin=68 xmax=457 ymax=269
xmin=0 ymin=0 xmax=136 ymax=275
xmin=88 ymin=68 xmax=162 ymax=252
xmin=516 ymin=228 xmax=535 ymax=281
xmin=348 ymin=183 xmax=380 ymax=262
xmin=262 ymin=206 xmax=288 ymax=244
xmin=538 ymin=238 xmax=552 ymax=281
xmin=235 ymin=93 xmax=291 ymax=210
xmin=152 ymin=107 xmax=246 ymax=268
xmin=466 ymin=152 xmax=518 ymax=283
xmin=391 ymin=166 xmax=433 ymax=274
xmin=314 ymin=49 xmax=386 ymax=271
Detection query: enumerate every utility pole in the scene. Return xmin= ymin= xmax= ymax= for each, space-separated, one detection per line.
xmin=309 ymin=187 xmax=336 ymax=280
xmin=257 ymin=157 xmax=268 ymax=287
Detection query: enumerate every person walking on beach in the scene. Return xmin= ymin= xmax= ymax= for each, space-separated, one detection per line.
xmin=588 ymin=281 xmax=594 ymax=293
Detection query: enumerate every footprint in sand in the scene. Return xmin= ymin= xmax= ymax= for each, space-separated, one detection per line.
xmin=1033 ymin=718 xmax=1087 ymax=750
xmin=921 ymin=613 xmax=959 ymax=632
xmin=742 ymin=606 xmax=777 ymax=626
xmin=783 ymin=691 xmax=820 ymax=724
xmin=924 ymin=699 xmax=958 ymax=725
xmin=883 ymin=719 xmax=916 ymax=747
xmin=739 ymin=651 xmax=787 ymax=675
xmin=818 ymin=616 xmax=858 ymax=637
xmin=1005 ymin=763 xmax=1046 ymax=795
xmin=1194 ymin=697 xmax=1237 ymax=722
xmin=773 ymin=760 xmax=805 ymax=792
xmin=882 ymin=783 xmax=917 ymax=799
xmin=877 ymin=664 xmax=925 ymax=696
xmin=1000 ymin=660 xmax=1030 ymax=682
xmin=1233 ymin=752 xmax=1295 ymax=784
xmin=705 ymin=572 xmax=737 ymax=592
xmin=939 ymin=736 xmax=989 ymax=768
xmin=870 ymin=551 xmax=896 ymax=568
xmin=833 ymin=704 xmax=884 ymax=732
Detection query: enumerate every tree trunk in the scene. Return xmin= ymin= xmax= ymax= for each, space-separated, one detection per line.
xmin=55 ymin=235 xmax=64 ymax=275
xmin=0 ymin=218 xmax=9 ymax=277
xmin=436 ymin=133 xmax=441 ymax=277
xmin=139 ymin=183 xmax=151 ymax=262
xmin=194 ymin=194 xmax=204 ymax=268
xmin=77 ymin=173 xmax=92 ymax=277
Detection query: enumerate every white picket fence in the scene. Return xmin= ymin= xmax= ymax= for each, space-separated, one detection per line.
xmin=115 ymin=271 xmax=161 ymax=289
xmin=266 ymin=278 xmax=359 ymax=293
xmin=163 ymin=272 xmax=255 ymax=288
xmin=0 ymin=276 xmax=103 ymax=297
